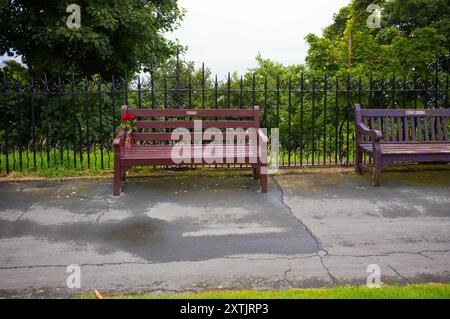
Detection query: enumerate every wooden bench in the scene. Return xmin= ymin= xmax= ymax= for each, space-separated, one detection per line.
xmin=354 ymin=104 xmax=450 ymax=186
xmin=114 ymin=105 xmax=268 ymax=196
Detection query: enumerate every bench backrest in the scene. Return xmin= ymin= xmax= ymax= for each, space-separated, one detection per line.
xmin=122 ymin=105 xmax=260 ymax=143
xmin=355 ymin=104 xmax=450 ymax=143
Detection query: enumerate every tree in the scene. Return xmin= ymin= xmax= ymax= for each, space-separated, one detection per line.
xmin=383 ymin=0 xmax=450 ymax=40
xmin=0 ymin=0 xmax=184 ymax=78
xmin=305 ymin=0 xmax=449 ymax=77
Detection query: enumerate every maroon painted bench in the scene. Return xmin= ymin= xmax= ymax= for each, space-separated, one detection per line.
xmin=114 ymin=105 xmax=268 ymax=196
xmin=354 ymin=104 xmax=450 ymax=186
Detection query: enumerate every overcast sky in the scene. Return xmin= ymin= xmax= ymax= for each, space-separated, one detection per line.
xmin=169 ymin=0 xmax=351 ymax=77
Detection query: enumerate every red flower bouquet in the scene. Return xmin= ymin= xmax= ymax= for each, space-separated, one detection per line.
xmin=121 ymin=113 xmax=137 ymax=130
xmin=121 ymin=113 xmax=137 ymax=149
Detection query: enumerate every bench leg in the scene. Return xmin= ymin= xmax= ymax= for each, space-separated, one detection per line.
xmin=355 ymin=145 xmax=363 ymax=175
xmin=260 ymin=167 xmax=268 ymax=193
xmin=372 ymin=157 xmax=383 ymax=187
xmin=113 ymin=166 xmax=122 ymax=196
xmin=253 ymin=167 xmax=260 ymax=179
xmin=121 ymin=166 xmax=129 ymax=181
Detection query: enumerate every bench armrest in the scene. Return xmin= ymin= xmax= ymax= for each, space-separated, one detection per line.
xmin=114 ymin=128 xmax=127 ymax=151
xmin=258 ymin=129 xmax=269 ymax=144
xmin=356 ymin=123 xmax=382 ymax=141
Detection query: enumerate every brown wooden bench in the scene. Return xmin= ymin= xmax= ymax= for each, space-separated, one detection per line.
xmin=113 ymin=105 xmax=268 ymax=196
xmin=354 ymin=104 xmax=450 ymax=186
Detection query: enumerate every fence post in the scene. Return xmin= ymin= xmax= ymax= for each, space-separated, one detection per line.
xmin=124 ymin=74 xmax=128 ymax=106
xmin=358 ymin=75 xmax=362 ymax=105
xmin=435 ymin=55 xmax=439 ymax=109
xmin=137 ymin=76 xmax=142 ymax=109
xmin=392 ymin=73 xmax=397 ymax=108
xmin=188 ymin=73 xmax=192 ymax=108
xmin=263 ymin=76 xmax=268 ymax=127
xmin=15 ymin=80 xmax=23 ymax=171
xmin=213 ymin=74 xmax=218 ymax=108
xmin=300 ymin=73 xmax=304 ymax=166
xmin=276 ymin=75 xmax=280 ymax=128
xmin=111 ymin=75 xmax=117 ymax=137
xmin=176 ymin=51 xmax=180 ymax=108
xmin=71 ymin=74 xmax=78 ymax=168
xmin=445 ymin=73 xmax=449 ymax=108
xmin=311 ymin=76 xmax=316 ymax=166
xmin=43 ymin=74 xmax=50 ymax=168
xmin=323 ymin=74 xmax=327 ymax=165
xmin=240 ymin=75 xmax=243 ymax=109
xmin=164 ymin=76 xmax=167 ymax=108
xmin=252 ymin=73 xmax=256 ymax=107
xmin=402 ymin=77 xmax=407 ymax=108
xmin=151 ymin=73 xmax=155 ymax=109
xmin=85 ymin=76 xmax=91 ymax=170
xmin=413 ymin=69 xmax=418 ymax=109
xmin=98 ymin=75 xmax=104 ymax=170
xmin=227 ymin=72 xmax=231 ymax=109
xmin=334 ymin=77 xmax=339 ymax=164
xmin=346 ymin=73 xmax=350 ymax=165
xmin=288 ymin=78 xmax=292 ymax=167
xmin=57 ymin=77 xmax=64 ymax=164
xmin=2 ymin=74 xmax=8 ymax=174
xmin=30 ymin=76 xmax=37 ymax=170
xmin=201 ymin=63 xmax=205 ymax=109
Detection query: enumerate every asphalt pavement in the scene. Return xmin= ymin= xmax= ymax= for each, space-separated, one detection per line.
xmin=0 ymin=169 xmax=449 ymax=297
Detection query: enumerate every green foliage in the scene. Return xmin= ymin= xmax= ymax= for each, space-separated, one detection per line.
xmin=383 ymin=0 xmax=450 ymax=40
xmin=305 ymin=0 xmax=449 ymax=77
xmin=0 ymin=0 xmax=185 ymax=79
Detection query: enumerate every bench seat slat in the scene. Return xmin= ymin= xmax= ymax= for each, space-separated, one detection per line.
xmin=397 ymin=116 xmax=403 ymax=141
xmin=359 ymin=143 xmax=450 ymax=155
xmin=417 ymin=117 xmax=423 ymax=141
xmin=360 ymin=109 xmax=450 ymax=117
xmin=403 ymin=117 xmax=409 ymax=142
xmin=431 ymin=117 xmax=436 ymax=141
xmin=132 ymin=132 xmax=258 ymax=141
xmin=390 ymin=116 xmax=396 ymax=141
xmin=410 ymin=116 xmax=416 ymax=141
xmin=120 ymin=145 xmax=264 ymax=162
xmin=424 ymin=117 xmax=430 ymax=141
xmin=444 ymin=117 xmax=449 ymax=141
xmin=137 ymin=120 xmax=257 ymax=129
xmin=127 ymin=109 xmax=255 ymax=117
xmin=437 ymin=116 xmax=443 ymax=141
xmin=384 ymin=117 xmax=389 ymax=142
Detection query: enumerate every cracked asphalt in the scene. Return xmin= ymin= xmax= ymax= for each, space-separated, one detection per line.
xmin=0 ymin=169 xmax=450 ymax=297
